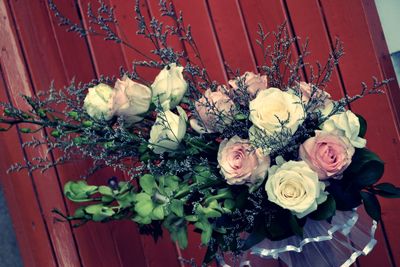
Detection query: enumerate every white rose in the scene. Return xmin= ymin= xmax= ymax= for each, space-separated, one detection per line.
xmin=249 ymin=88 xmax=305 ymax=136
xmin=84 ymin=83 xmax=115 ymax=120
xmin=149 ymin=106 xmax=188 ymax=154
xmin=266 ymin=161 xmax=328 ymax=218
xmin=151 ymin=63 xmax=188 ymax=110
xmin=113 ymin=76 xmax=152 ymax=125
xmin=320 ymin=110 xmax=366 ymax=148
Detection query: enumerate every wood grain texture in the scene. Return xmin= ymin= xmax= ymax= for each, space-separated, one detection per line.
xmin=320 ymin=1 xmax=400 ymax=266
xmin=1 ymin=1 xmax=67 ymax=266
xmin=0 ymin=1 xmax=399 ymax=267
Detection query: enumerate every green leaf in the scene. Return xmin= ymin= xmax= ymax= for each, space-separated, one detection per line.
xmin=138 ymin=143 xmax=148 ymax=154
xmin=309 ymin=195 xmax=336 ymax=221
xmin=152 ymin=205 xmax=165 ymax=220
xmin=234 ymin=113 xmax=247 ymax=120
xmin=101 ymin=195 xmax=114 ymax=202
xmin=242 ymin=220 xmax=267 ymax=250
xmin=327 ymin=180 xmax=362 ymax=210
xmin=164 ymin=175 xmax=180 ymax=191
xmin=73 ymin=207 xmax=86 ymax=218
xmin=176 ymin=225 xmax=188 ymax=249
xmin=134 ymin=198 xmax=154 ymax=217
xmin=361 ymin=191 xmax=381 ymax=221
xmin=20 ymin=128 xmax=31 ymax=133
xmin=201 ymin=225 xmax=212 ymax=245
xmin=37 ymin=109 xmax=46 ymax=118
xmin=139 ymin=174 xmax=156 ymax=194
xmin=82 ymin=120 xmax=93 ymax=127
xmin=204 ymin=188 xmax=232 ymax=206
xmin=64 ymin=180 xmax=98 ymax=202
xmin=170 ymin=199 xmax=184 ymax=217
xmin=203 ymin=242 xmax=218 ymax=264
xmin=84 ymin=204 xmax=102 ymax=214
xmin=140 ymin=152 xmax=150 ymax=162
xmin=68 ymin=111 xmax=79 ymax=119
xmin=133 ymin=215 xmax=152 ymax=225
xmin=345 ymin=148 xmax=384 ymax=188
xmin=134 ymin=192 xmax=151 ymax=202
xmin=375 ymin=183 xmax=400 ymax=196
xmin=51 ymin=130 xmax=61 ymax=138
xmin=116 ymin=192 xmax=135 ymax=208
xmin=193 ymin=165 xmax=213 ymax=184
xmin=289 ymin=214 xmax=303 ymax=237
xmin=224 ymin=199 xmax=235 ymax=210
xmin=201 ymin=207 xmax=221 ymax=218
xmin=98 ymin=186 xmax=113 ymax=196
xmin=185 ymin=215 xmax=198 ymax=222
xmin=85 ymin=204 xmax=115 ymax=222
xmin=356 ymin=114 xmax=367 ymax=137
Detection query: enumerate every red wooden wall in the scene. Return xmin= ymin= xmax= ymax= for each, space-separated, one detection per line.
xmin=0 ymin=0 xmax=399 ymax=266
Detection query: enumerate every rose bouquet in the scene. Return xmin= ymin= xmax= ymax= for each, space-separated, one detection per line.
xmin=1 ymin=1 xmax=400 ymax=266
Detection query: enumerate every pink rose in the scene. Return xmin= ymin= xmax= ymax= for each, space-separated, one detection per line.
xmin=299 ymin=131 xmax=355 ymax=180
xmin=190 ymin=87 xmax=235 ymax=134
xmin=113 ymin=76 xmax=152 ymax=125
xmin=297 ymin=82 xmax=333 ymax=116
xmin=228 ymin=72 xmax=268 ymax=98
xmin=217 ymin=136 xmax=270 ymax=185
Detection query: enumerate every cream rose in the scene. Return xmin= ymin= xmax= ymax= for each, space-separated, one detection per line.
xmin=320 ymin=110 xmax=366 ymax=148
xmin=265 ymin=160 xmax=328 ymax=218
xmin=112 ymin=76 xmax=151 ymax=125
xmin=149 ymin=106 xmax=187 ymax=154
xmin=249 ymin=88 xmax=305 ymax=137
xmin=217 ymin=136 xmax=270 ymax=185
xmin=299 ymin=131 xmax=355 ymax=180
xmin=151 ymin=63 xmax=187 ymax=110
xmin=228 ymin=72 xmax=268 ymax=98
xmin=190 ymin=87 xmax=235 ymax=134
xmin=84 ymin=83 xmax=115 ymax=121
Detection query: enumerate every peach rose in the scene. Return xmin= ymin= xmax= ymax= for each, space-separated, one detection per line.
xmin=217 ymin=136 xmax=270 ymax=185
xmin=190 ymin=87 xmax=235 ymax=134
xmin=299 ymin=131 xmax=355 ymax=180
xmin=228 ymin=72 xmax=268 ymax=98
xmin=297 ymin=82 xmax=333 ymax=116
xmin=113 ymin=76 xmax=152 ymax=125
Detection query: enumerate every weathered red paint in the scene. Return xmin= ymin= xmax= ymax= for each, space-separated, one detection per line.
xmin=0 ymin=0 xmax=398 ymax=266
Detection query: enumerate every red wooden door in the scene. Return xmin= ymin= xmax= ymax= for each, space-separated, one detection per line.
xmin=0 ymin=0 xmax=399 ymax=267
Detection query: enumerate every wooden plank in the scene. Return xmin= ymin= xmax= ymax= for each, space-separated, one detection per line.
xmin=320 ymin=1 xmax=400 ymax=266
xmin=45 ymin=0 xmax=96 ymax=83
xmin=146 ymin=0 xmax=186 ymax=61
xmin=239 ymin=0 xmax=305 ymax=88
xmin=207 ymin=0 xmax=257 ymax=74
xmin=0 ymin=67 xmax=57 ymax=267
xmin=360 ymin=0 xmax=400 ymax=133
xmin=141 ymin=0 xmax=231 ymax=265
xmin=123 ymin=1 xmax=186 ymax=266
xmin=9 ymin=0 xmax=141 ymax=266
xmin=285 ymin=0 xmax=344 ymax=99
xmin=76 ymin=0 xmax=180 ymax=266
xmin=111 ymin=0 xmax=158 ymax=81
xmin=0 ymin=2 xmax=62 ymax=266
xmin=50 ymin=0 xmax=149 ymax=266
xmin=171 ymin=0 xmax=227 ymax=84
